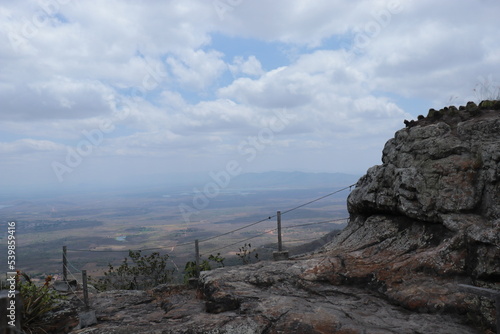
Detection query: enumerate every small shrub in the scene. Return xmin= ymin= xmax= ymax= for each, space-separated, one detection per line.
xmin=15 ymin=271 xmax=61 ymax=333
xmin=236 ymin=243 xmax=259 ymax=265
xmin=183 ymin=260 xmax=211 ymax=283
xmin=93 ymin=250 xmax=175 ymax=290
xmin=208 ymin=253 xmax=225 ymax=267
xmin=183 ymin=253 xmax=225 ymax=283
xmin=474 ymin=76 xmax=500 ymax=102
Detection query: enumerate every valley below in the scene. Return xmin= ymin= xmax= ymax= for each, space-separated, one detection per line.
xmin=0 ymin=172 xmax=356 ymax=281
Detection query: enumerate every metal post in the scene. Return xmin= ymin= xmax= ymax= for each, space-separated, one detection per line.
xmin=195 ymin=239 xmax=200 ymax=278
xmin=63 ymin=246 xmax=68 ymax=282
xmin=82 ymin=270 xmax=89 ymax=310
xmin=277 ymin=211 xmax=282 ymax=252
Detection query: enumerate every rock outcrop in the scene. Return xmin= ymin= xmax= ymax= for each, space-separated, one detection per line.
xmin=330 ymin=103 xmax=500 ymax=330
xmin=64 ymin=102 xmax=499 ymax=333
xmin=67 ymin=264 xmax=481 ymax=334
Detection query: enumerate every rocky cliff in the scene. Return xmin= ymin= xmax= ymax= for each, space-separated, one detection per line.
xmin=326 ymin=100 xmax=500 ymax=329
xmin=65 ymin=101 xmax=499 ymax=334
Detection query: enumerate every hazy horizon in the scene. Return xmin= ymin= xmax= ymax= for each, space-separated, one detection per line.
xmin=0 ymin=170 xmax=361 ymax=201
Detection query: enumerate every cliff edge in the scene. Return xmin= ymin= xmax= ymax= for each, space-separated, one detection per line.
xmin=326 ymin=100 xmax=500 ymax=329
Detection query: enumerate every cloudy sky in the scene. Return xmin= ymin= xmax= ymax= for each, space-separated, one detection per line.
xmin=1 ymin=0 xmax=499 ymax=196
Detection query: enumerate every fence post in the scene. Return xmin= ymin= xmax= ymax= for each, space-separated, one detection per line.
xmin=273 ymin=211 xmax=289 ymax=261
xmin=63 ymin=246 xmax=68 ymax=282
xmin=82 ymin=270 xmax=89 ymax=310
xmin=195 ymin=239 xmax=200 ymax=278
xmin=277 ymin=211 xmax=283 ymax=252
xmin=78 ymin=270 xmax=97 ymax=328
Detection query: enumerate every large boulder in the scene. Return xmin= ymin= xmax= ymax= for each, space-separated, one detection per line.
xmin=331 ymin=104 xmax=500 ymax=331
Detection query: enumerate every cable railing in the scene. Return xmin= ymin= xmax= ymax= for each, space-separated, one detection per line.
xmin=65 ymin=183 xmax=354 ymax=256
xmin=36 ymin=183 xmax=354 ymax=291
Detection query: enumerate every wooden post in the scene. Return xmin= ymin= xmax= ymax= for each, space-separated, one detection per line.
xmin=459 ymin=284 xmax=500 ymax=332
xmin=272 ymin=211 xmax=289 ymax=261
xmin=78 ymin=270 xmax=97 ymax=328
xmin=277 ymin=211 xmax=282 ymax=252
xmin=82 ymin=270 xmax=89 ymax=310
xmin=195 ymin=239 xmax=200 ymax=278
xmin=63 ymin=246 xmax=68 ymax=282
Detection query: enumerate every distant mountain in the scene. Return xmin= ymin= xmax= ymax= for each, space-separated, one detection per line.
xmin=228 ymin=171 xmax=360 ymax=190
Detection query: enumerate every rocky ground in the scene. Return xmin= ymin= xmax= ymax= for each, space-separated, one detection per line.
xmin=56 ymin=259 xmax=481 ymax=334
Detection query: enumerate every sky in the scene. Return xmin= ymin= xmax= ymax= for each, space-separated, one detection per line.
xmin=1 ymin=0 xmax=499 ymax=196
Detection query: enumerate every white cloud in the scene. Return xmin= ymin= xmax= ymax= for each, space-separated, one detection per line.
xmin=218 ymin=67 xmax=311 ymax=109
xmin=349 ymin=0 xmax=500 ymax=106
xmin=213 ymin=0 xmax=365 ymax=46
xmin=0 ymin=76 xmax=115 ymax=121
xmin=218 ymin=49 xmax=408 ymax=139
xmin=0 ymin=0 xmax=499 ymax=191
xmin=0 ymin=138 xmax=65 ymax=154
xmin=229 ymin=55 xmax=264 ymax=77
xmin=166 ymin=49 xmax=227 ymax=91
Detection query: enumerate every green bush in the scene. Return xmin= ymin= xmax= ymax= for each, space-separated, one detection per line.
xmin=183 ymin=253 xmax=225 ymax=283
xmin=183 ymin=259 xmax=211 ymax=283
xmin=236 ymin=243 xmax=259 ymax=265
xmin=16 ymin=271 xmax=61 ymax=333
xmin=93 ymin=250 xmax=175 ymax=290
xmin=208 ymin=253 xmax=225 ymax=267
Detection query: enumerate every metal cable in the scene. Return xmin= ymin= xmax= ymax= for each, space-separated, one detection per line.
xmin=66 ymin=185 xmax=354 ymax=253
xmin=201 ymin=228 xmax=277 ymax=256
xmin=280 ymin=184 xmax=356 ymax=216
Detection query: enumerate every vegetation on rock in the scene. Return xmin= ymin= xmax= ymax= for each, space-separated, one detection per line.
xmin=236 ymin=243 xmax=259 ymax=265
xmin=183 ymin=253 xmax=225 ymax=283
xmin=16 ymin=271 xmax=62 ymax=333
xmin=92 ymin=250 xmax=175 ymax=290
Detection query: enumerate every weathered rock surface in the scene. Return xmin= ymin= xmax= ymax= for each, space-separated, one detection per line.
xmin=66 ymin=263 xmax=480 ymax=334
xmin=349 ymin=110 xmax=500 ymax=223
xmin=60 ymin=103 xmax=499 ymax=333
xmin=337 ymin=105 xmax=500 ymax=331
